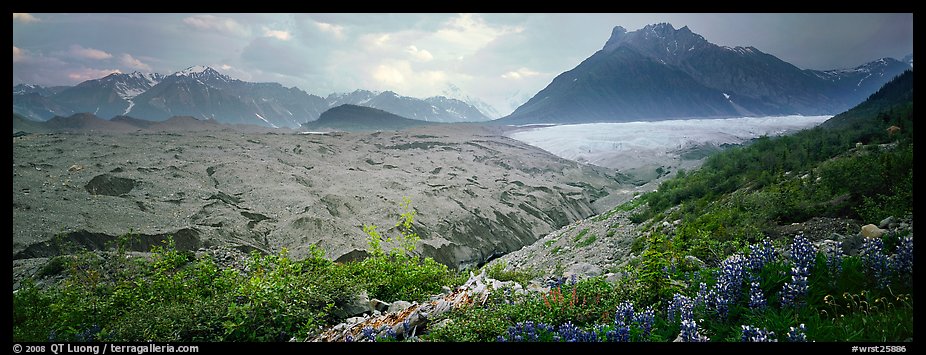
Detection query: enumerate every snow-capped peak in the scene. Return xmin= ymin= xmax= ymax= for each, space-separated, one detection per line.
xmin=170 ymin=66 xmax=232 ymax=84
xmin=175 ymin=65 xmax=210 ymax=76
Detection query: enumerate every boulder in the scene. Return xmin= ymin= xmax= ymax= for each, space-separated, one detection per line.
xmin=332 ymin=290 xmax=372 ymax=319
xmin=370 ymin=298 xmax=390 ymax=313
xmin=879 ymin=216 xmax=895 ymax=229
xmin=861 ymin=224 xmax=886 ymax=239
xmin=387 ymin=300 xmax=413 ymax=314
xmin=565 ymin=262 xmax=602 ymax=279
xmin=841 ymin=233 xmax=865 ymax=256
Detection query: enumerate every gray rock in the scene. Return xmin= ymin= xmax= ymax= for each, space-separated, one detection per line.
xmin=899 ymin=222 xmax=910 ymax=230
xmin=565 ymin=262 xmax=602 ymax=278
xmin=879 ymin=216 xmax=895 ymax=229
xmin=841 ymin=234 xmax=865 ymax=256
xmin=370 ymin=298 xmax=390 ymax=312
xmin=387 ymin=300 xmax=413 ymax=313
xmin=345 ymin=316 xmax=366 ymax=325
xmin=332 ymin=290 xmax=372 ymax=319
xmin=861 ymin=224 xmax=886 ymax=239
xmin=604 ymin=272 xmax=623 ymax=283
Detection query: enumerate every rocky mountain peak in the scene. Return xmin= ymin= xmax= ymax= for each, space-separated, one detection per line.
xmin=603 ymin=23 xmax=709 ymax=55
xmin=170 ymin=66 xmax=231 ymax=83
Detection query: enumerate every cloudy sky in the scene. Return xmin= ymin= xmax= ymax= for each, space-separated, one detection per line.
xmin=12 ymin=13 xmax=913 ymax=116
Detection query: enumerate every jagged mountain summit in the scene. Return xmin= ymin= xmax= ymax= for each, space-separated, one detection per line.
xmin=13 ymin=66 xmax=493 ymax=128
xmin=498 ymin=23 xmax=911 ymax=125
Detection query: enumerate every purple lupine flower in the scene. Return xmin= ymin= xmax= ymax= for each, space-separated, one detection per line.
xmin=634 ymin=306 xmax=655 ymax=339
xmin=558 ymin=321 xmax=580 ymax=342
xmin=862 ymin=238 xmax=891 ymax=289
xmin=789 ymin=235 xmax=817 ymax=271
xmin=787 ymin=324 xmax=808 ymax=342
xmin=614 ymin=301 xmax=635 ymax=326
xmin=695 ymin=282 xmax=709 ymax=308
xmin=748 ymin=280 xmax=767 ymax=309
xmin=667 ymin=293 xmax=693 ymax=322
xmin=748 ymin=239 xmax=777 ymax=272
xmin=826 ymin=241 xmax=844 ymax=276
xmin=679 ymin=318 xmax=709 ymax=342
xmin=711 ymin=254 xmax=748 ymax=318
xmin=892 ymin=236 xmax=913 ymax=276
xmin=502 ymin=321 xmax=556 ymax=342
xmin=362 ymin=325 xmax=376 ymax=342
xmin=384 ymin=327 xmax=397 ymax=341
xmin=345 ymin=334 xmax=354 ymax=342
xmin=741 ymin=325 xmax=777 ymax=342
xmin=780 ymin=268 xmax=809 ymax=308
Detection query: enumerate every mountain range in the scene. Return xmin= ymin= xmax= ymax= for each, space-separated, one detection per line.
xmin=13 ymin=23 xmax=912 ymax=129
xmin=13 ymin=66 xmax=492 ymax=128
xmin=498 ymin=23 xmax=912 ymax=125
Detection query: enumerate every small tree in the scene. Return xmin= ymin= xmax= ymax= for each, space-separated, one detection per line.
xmin=364 ymin=196 xmax=420 ymax=258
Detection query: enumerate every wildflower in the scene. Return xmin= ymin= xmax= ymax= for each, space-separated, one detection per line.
xmin=748 ymin=280 xmax=766 ymax=309
xmin=787 ymin=324 xmax=807 ymax=342
xmin=780 ymin=268 xmax=809 ymax=308
xmin=679 ymin=319 xmax=709 ymax=342
xmin=712 ymin=254 xmax=747 ymax=318
xmin=614 ymin=301 xmax=635 ymax=326
xmin=825 ymin=241 xmax=843 ymax=276
xmin=383 ymin=328 xmax=397 ymax=341
xmin=634 ymin=306 xmax=655 ymax=339
xmin=362 ymin=326 xmax=376 ymax=342
xmin=605 ymin=324 xmax=630 ymax=342
xmin=667 ymin=293 xmax=693 ymax=322
xmin=555 ymin=321 xmax=597 ymax=342
xmin=789 ymin=235 xmax=817 ymax=271
xmin=748 ymin=239 xmax=777 ymax=272
xmin=892 ymin=236 xmax=913 ymax=276
xmin=862 ymin=238 xmax=890 ymax=289
xmin=695 ymin=282 xmax=709 ymax=308
xmin=741 ymin=325 xmax=777 ymax=342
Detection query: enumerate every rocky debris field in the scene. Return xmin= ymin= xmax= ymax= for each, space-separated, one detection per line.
xmin=12 ymin=125 xmax=633 ymax=286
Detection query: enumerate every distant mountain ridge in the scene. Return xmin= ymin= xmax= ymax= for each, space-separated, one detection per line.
xmin=498 ymin=23 xmax=912 ymax=125
xmin=11 ymin=111 xmax=275 ymax=134
xmin=302 ymin=104 xmax=437 ymax=132
xmin=325 ymin=89 xmax=490 ymax=123
xmin=13 ymin=66 xmax=493 ymax=128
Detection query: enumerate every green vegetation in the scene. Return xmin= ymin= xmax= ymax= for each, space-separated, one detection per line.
xmin=13 ymin=198 xmax=463 ymax=342
xmin=485 ymin=260 xmax=538 ymax=286
xmin=631 ymin=71 xmax=913 ymax=264
xmin=428 ymin=235 xmax=914 ymax=342
xmin=572 ymin=228 xmax=589 ymax=243
xmin=576 ymin=233 xmax=597 ymax=248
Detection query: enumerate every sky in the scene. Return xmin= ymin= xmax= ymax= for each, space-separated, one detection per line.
xmin=12 ymin=13 xmax=913 ymax=117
